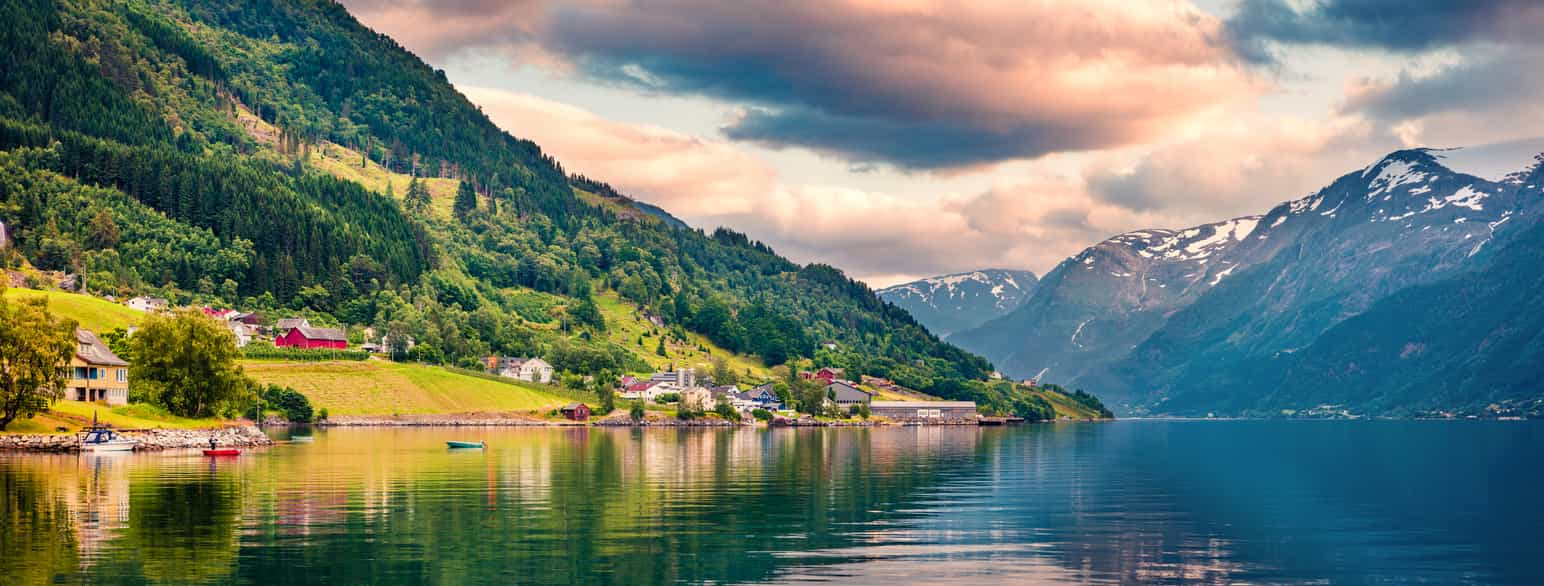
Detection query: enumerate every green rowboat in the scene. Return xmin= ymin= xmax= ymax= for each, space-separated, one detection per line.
xmin=446 ymin=441 xmax=485 ymax=449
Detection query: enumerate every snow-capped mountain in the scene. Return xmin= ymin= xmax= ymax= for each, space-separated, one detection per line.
xmin=877 ymin=269 xmax=1038 ymax=337
xmin=950 ymin=146 xmax=1544 ymax=416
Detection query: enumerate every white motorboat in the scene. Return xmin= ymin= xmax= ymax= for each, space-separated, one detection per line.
xmin=80 ymin=427 xmax=136 ymax=452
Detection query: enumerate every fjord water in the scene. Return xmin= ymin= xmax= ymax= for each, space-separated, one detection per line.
xmin=3 ymin=422 xmax=1541 ymax=584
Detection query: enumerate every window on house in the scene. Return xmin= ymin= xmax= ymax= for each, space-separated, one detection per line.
xmin=116 ymin=369 xmax=127 ymax=382
xmin=74 ymin=367 xmax=88 ymax=380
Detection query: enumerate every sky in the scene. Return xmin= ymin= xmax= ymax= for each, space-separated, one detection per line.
xmin=339 ymin=0 xmax=1544 ymax=287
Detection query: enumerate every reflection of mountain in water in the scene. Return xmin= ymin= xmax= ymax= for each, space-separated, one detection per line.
xmin=3 ymin=424 xmax=1541 ymax=584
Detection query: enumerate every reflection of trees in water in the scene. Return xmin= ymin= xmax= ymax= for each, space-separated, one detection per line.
xmin=220 ymin=428 xmax=995 ymax=584
xmin=86 ymin=464 xmax=244 ymax=584
xmin=0 ymin=459 xmax=83 ymax=583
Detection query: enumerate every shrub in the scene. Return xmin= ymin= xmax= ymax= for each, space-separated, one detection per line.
xmin=260 ymin=384 xmax=314 ymax=423
xmin=629 ymin=401 xmax=644 ymax=422
xmin=751 ymin=408 xmax=772 ymax=421
xmin=713 ymin=398 xmax=741 ymax=422
xmin=654 ymin=392 xmax=680 ymax=404
xmin=241 ymin=346 xmax=369 ymax=361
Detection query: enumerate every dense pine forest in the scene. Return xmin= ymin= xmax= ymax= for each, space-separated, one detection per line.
xmin=0 ymin=0 xmax=1080 ymax=418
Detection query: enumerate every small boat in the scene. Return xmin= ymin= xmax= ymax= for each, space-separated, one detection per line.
xmin=80 ymin=427 xmax=136 ymax=452
xmin=446 ymin=441 xmax=485 ymax=449
xmin=290 ymin=436 xmax=314 ymax=443
xmin=202 ymin=449 xmax=242 ymax=457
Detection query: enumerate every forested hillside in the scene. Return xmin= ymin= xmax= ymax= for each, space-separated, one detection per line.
xmin=0 ymin=0 xmax=1073 ymax=417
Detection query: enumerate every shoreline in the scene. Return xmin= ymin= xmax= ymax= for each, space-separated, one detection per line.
xmin=0 ymin=425 xmax=274 ymax=453
xmin=0 ymin=415 xmax=1114 ymax=452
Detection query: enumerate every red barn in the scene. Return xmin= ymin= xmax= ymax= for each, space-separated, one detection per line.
xmin=560 ymin=402 xmax=591 ymax=421
xmin=275 ymin=326 xmax=348 ymax=350
xmin=813 ymin=367 xmax=844 ymax=384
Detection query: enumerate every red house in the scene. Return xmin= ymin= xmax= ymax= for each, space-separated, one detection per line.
xmin=798 ymin=368 xmax=845 ymax=383
xmin=560 ymin=402 xmax=591 ymax=421
xmin=275 ymin=326 xmax=348 ymax=350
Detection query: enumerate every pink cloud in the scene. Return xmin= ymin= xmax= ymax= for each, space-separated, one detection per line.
xmin=459 ymin=86 xmax=776 ymax=218
xmin=344 ymin=0 xmax=1261 ymax=168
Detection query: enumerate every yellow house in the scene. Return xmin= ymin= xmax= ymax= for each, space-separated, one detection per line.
xmin=67 ymin=329 xmax=129 ymax=406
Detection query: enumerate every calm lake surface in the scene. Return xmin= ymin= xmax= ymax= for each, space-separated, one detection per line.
xmin=3 ymin=421 xmax=1542 ymax=584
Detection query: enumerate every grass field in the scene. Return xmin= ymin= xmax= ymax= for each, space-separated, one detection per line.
xmin=1 ymin=288 xmax=144 ymax=332
xmin=242 ymin=359 xmax=574 ymax=416
xmin=4 ymin=399 xmax=224 ymax=435
xmin=1038 ymin=388 xmax=1105 ymax=420
xmin=593 ymin=290 xmax=773 ymax=380
xmin=308 ymin=139 xmax=459 ymax=217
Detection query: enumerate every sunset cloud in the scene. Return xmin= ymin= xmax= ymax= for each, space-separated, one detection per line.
xmin=344 ymin=0 xmax=1258 ymax=169
xmin=1227 ymin=0 xmax=1544 ymax=61
xmin=458 ymin=86 xmax=776 ymax=218
xmin=458 ymin=85 xmax=1123 ymax=285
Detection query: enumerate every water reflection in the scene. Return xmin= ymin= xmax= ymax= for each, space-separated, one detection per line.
xmin=1 ymin=422 xmax=1540 ymax=584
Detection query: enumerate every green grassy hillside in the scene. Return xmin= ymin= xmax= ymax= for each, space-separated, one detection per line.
xmin=1 ymin=288 xmax=144 ymax=332
xmin=9 ymin=400 xmax=226 ymax=434
xmin=241 ymin=360 xmax=573 ymax=416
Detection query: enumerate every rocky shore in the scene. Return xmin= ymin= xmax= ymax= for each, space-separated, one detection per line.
xmin=0 ymin=425 xmax=273 ymax=452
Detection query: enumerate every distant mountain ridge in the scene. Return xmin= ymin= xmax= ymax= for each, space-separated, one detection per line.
xmin=947 ymin=146 xmax=1544 ymax=417
xmin=877 ymin=269 xmax=1038 ymax=337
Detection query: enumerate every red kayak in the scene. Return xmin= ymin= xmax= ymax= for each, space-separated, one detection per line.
xmin=203 ymin=449 xmax=241 ymax=456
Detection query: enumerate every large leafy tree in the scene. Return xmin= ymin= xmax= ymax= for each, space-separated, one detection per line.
xmin=0 ymin=289 xmax=77 ymax=430
xmin=128 ymin=311 xmax=251 ymax=418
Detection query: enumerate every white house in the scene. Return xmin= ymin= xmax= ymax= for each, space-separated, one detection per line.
xmin=226 ymin=322 xmax=257 ymax=348
xmin=645 ymin=382 xmax=685 ymax=402
xmin=497 ymin=357 xmax=554 ymax=384
xmin=126 ymin=297 xmax=169 ymax=313
xmin=381 ymin=333 xmax=416 ymax=354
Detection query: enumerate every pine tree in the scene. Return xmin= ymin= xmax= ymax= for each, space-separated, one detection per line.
xmin=404 ymin=176 xmax=430 ymax=213
xmin=453 ymin=179 xmax=477 ymax=220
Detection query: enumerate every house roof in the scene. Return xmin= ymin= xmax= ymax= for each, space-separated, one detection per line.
xmin=75 ymin=329 xmax=128 ymax=366
xmin=870 ymin=401 xmax=977 ymax=408
xmin=561 ymin=402 xmax=588 ymax=411
xmin=744 ymin=387 xmax=776 ymax=399
xmin=275 ymin=318 xmax=310 ymax=330
xmin=826 ymin=381 xmax=873 ymax=399
xmin=292 ymin=326 xmax=346 ymax=342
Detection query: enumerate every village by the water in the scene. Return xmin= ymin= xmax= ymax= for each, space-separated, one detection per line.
xmin=0 ymin=284 xmax=1085 ymax=455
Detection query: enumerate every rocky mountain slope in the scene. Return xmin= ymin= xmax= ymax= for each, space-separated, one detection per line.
xmin=877 ymin=269 xmax=1038 ymax=337
xmin=951 ymin=147 xmax=1544 ymax=416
